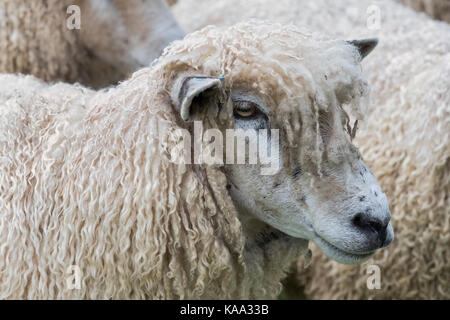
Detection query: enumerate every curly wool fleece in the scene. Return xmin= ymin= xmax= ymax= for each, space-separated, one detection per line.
xmin=0 ymin=0 xmax=121 ymax=88
xmin=0 ymin=0 xmax=185 ymax=89
xmin=0 ymin=21 xmax=371 ymax=299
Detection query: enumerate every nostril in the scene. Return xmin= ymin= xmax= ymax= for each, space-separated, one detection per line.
xmin=352 ymin=213 xmax=388 ymax=244
xmin=352 ymin=213 xmax=364 ymax=228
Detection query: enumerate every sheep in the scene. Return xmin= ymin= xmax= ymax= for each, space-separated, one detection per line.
xmin=395 ymin=0 xmax=450 ymax=23
xmin=172 ymin=0 xmax=450 ymax=299
xmin=0 ymin=0 xmax=185 ymax=88
xmin=0 ymin=21 xmax=392 ymax=299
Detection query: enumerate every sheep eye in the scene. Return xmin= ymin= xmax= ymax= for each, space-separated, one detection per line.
xmin=233 ymin=100 xmax=260 ymax=119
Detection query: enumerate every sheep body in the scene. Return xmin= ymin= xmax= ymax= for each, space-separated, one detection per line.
xmin=173 ymin=0 xmax=450 ymax=299
xmin=2 ymin=20 xmax=373 ymax=298
xmin=0 ymin=0 xmax=184 ymax=88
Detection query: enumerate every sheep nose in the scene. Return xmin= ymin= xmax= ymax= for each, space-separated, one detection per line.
xmin=352 ymin=211 xmax=390 ymax=247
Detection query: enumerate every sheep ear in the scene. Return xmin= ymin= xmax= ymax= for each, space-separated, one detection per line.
xmin=348 ymin=38 xmax=378 ymax=60
xmin=173 ymin=76 xmax=223 ymax=121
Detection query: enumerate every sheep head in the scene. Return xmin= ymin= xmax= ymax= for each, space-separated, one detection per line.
xmin=162 ymin=21 xmax=393 ymax=265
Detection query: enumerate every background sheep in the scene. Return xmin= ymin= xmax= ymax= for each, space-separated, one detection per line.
xmin=395 ymin=0 xmax=450 ymax=23
xmin=172 ymin=0 xmax=450 ymax=299
xmin=0 ymin=0 xmax=185 ymax=88
xmin=0 ymin=21 xmax=390 ymax=299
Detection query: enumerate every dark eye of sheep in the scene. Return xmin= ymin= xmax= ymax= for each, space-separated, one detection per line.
xmin=233 ymin=100 xmax=263 ymax=119
xmin=232 ymin=99 xmax=269 ymax=130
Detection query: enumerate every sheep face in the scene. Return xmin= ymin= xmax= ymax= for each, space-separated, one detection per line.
xmin=222 ymin=93 xmax=394 ymax=265
xmin=166 ymin=22 xmax=393 ymax=264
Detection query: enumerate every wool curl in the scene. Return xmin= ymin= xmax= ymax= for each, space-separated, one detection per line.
xmin=0 ymin=21 xmax=370 ymax=299
xmin=173 ymin=0 xmax=450 ymax=299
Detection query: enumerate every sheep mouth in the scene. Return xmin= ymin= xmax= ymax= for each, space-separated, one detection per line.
xmin=313 ymin=234 xmax=375 ymax=265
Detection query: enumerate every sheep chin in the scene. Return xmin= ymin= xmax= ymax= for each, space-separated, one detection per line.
xmin=312 ymin=235 xmax=375 ymax=265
